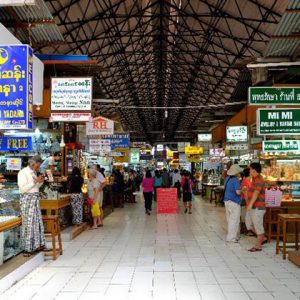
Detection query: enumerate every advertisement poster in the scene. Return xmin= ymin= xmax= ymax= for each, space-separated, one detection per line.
xmin=6 ymin=158 xmax=22 ymax=171
xmin=0 ymin=45 xmax=33 ymax=129
xmin=51 ymin=77 xmax=92 ymax=111
xmin=157 ymin=188 xmax=178 ymax=214
xmin=86 ymin=116 xmax=114 ymax=135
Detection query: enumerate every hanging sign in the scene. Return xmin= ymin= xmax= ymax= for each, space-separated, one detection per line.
xmin=226 ymin=143 xmax=249 ymax=151
xmin=50 ymin=112 xmax=92 ymax=122
xmin=249 ymin=87 xmax=300 ymax=105
xmin=89 ymin=139 xmax=111 ymax=146
xmin=131 ymin=142 xmax=146 ymax=148
xmin=184 ymin=146 xmax=203 ymax=155
xmin=0 ymin=0 xmax=36 ymax=5
xmin=101 ymin=133 xmax=130 ymax=149
xmin=130 ymin=148 xmax=140 ymax=164
xmin=209 ymin=148 xmax=225 ymax=156
xmin=112 ymin=148 xmax=129 ymax=163
xmin=89 ymin=145 xmax=111 ymax=153
xmin=226 ymin=126 xmax=248 ymax=142
xmin=263 ymin=140 xmax=300 ymax=152
xmin=51 ymin=77 xmax=92 ymax=111
xmin=0 ymin=45 xmax=33 ymax=129
xmin=178 ymin=142 xmax=190 ymax=152
xmin=257 ymin=108 xmax=300 ymax=135
xmin=86 ymin=116 xmax=114 ymax=136
xmin=198 ymin=133 xmax=212 ymax=142
xmin=0 ymin=136 xmax=32 ymax=151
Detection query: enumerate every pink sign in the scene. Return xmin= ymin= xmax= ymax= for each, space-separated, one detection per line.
xmin=157 ymin=188 xmax=178 ymax=214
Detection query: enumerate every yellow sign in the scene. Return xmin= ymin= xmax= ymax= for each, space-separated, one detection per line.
xmin=184 ymin=146 xmax=203 ymax=155
xmin=113 ymin=148 xmax=129 ymax=163
xmin=186 ymin=154 xmax=201 ymax=163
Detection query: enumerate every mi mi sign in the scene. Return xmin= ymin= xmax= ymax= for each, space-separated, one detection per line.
xmin=257 ymin=108 xmax=300 ymax=135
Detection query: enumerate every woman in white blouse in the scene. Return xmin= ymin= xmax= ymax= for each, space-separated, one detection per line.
xmin=18 ymin=155 xmax=45 ymax=256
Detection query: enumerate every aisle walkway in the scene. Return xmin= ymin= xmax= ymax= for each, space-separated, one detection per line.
xmin=2 ymin=196 xmax=300 ymax=300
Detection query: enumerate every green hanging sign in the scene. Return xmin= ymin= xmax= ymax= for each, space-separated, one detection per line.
xmin=249 ymin=87 xmax=300 ymax=105
xmin=257 ymin=108 xmax=300 ymax=135
xmin=263 ymin=140 xmax=300 ymax=152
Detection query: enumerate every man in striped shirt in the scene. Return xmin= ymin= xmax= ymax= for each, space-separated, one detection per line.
xmin=246 ymin=162 xmax=267 ymax=252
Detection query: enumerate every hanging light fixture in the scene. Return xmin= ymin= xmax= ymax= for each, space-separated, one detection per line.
xmin=60 ymin=135 xmax=65 ymax=147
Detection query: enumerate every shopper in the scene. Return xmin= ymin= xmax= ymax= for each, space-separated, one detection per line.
xmin=124 ymin=170 xmax=137 ymax=203
xmin=247 ymin=162 xmax=267 ymax=252
xmin=172 ymin=169 xmax=182 ymax=199
xmin=87 ymin=169 xmax=102 ymax=229
xmin=142 ymin=170 xmax=154 ymax=215
xmin=154 ymin=170 xmax=162 ymax=201
xmin=223 ymin=164 xmax=244 ymax=243
xmin=162 ymin=168 xmax=170 ymax=187
xmin=112 ymin=169 xmax=124 ymax=208
xmin=18 ymin=155 xmax=45 ymax=256
xmin=40 ymin=151 xmax=62 ymax=174
xmin=67 ymin=167 xmax=84 ymax=225
xmin=182 ymin=171 xmax=193 ymax=214
xmin=241 ymin=167 xmax=253 ymax=235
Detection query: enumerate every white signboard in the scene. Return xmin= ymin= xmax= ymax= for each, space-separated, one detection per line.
xmin=86 ymin=116 xmax=114 ymax=136
xmin=226 ymin=126 xmax=248 ymax=142
xmin=226 ymin=143 xmax=249 ymax=151
xmin=89 ymin=145 xmax=111 ymax=153
xmin=51 ymin=77 xmax=92 ymax=111
xmin=130 ymin=148 xmax=140 ymax=164
xmin=50 ymin=113 xmax=92 ymax=122
xmin=109 ymin=152 xmax=124 ymax=157
xmin=198 ymin=133 xmax=212 ymax=142
xmin=6 ymin=158 xmax=22 ymax=170
xmin=0 ymin=0 xmax=35 ymax=5
xmin=209 ymin=148 xmax=225 ymax=157
xmin=89 ymin=139 xmax=111 ymax=146
xmin=178 ymin=142 xmax=190 ymax=152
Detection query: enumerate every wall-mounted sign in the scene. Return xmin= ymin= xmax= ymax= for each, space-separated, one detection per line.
xmin=198 ymin=133 xmax=212 ymax=142
xmin=50 ymin=112 xmax=92 ymax=122
xmin=0 ymin=45 xmax=33 ymax=129
xmin=209 ymin=148 xmax=225 ymax=157
xmin=6 ymin=158 xmax=22 ymax=171
xmin=263 ymin=140 xmax=300 ymax=152
xmin=101 ymin=133 xmax=130 ymax=149
xmin=249 ymin=87 xmax=300 ymax=105
xmin=131 ymin=142 xmax=146 ymax=148
xmin=0 ymin=136 xmax=32 ymax=151
xmin=257 ymin=108 xmax=300 ymax=135
xmin=226 ymin=143 xmax=249 ymax=151
xmin=130 ymin=148 xmax=140 ymax=164
xmin=86 ymin=116 xmax=114 ymax=136
xmin=89 ymin=139 xmax=111 ymax=146
xmin=226 ymin=126 xmax=248 ymax=142
xmin=51 ymin=77 xmax=92 ymax=111
xmin=184 ymin=146 xmax=203 ymax=155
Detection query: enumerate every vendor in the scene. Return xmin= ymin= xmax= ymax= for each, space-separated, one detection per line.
xmin=40 ymin=151 xmax=62 ymax=174
xmin=17 ymin=155 xmax=45 ymax=256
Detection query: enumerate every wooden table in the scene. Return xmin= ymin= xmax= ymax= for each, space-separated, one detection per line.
xmin=40 ymin=196 xmax=71 ymax=216
xmin=202 ymin=183 xmax=219 ymax=202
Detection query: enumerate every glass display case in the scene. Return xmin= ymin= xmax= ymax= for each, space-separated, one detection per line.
xmin=0 ymin=184 xmax=22 ymax=264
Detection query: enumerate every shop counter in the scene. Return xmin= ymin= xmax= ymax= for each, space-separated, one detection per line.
xmin=0 ymin=216 xmax=21 ymax=232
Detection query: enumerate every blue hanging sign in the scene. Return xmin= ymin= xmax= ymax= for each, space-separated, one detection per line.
xmin=0 ymin=45 xmax=33 ymax=129
xmin=0 ymin=136 xmax=32 ymax=151
xmin=101 ymin=133 xmax=130 ymax=149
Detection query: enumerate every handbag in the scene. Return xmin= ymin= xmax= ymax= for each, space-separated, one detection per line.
xmin=86 ymin=198 xmax=94 ymax=206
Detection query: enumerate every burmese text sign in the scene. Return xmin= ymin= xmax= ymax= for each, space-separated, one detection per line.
xmin=263 ymin=140 xmax=300 ymax=152
xmin=249 ymin=87 xmax=300 ymax=105
xmin=157 ymin=188 xmax=178 ymax=214
xmin=257 ymin=108 xmax=300 ymax=135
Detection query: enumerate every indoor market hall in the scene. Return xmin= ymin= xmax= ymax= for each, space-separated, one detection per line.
xmin=2 ymin=195 xmax=300 ymax=300
xmin=1 ymin=0 xmax=300 ymax=300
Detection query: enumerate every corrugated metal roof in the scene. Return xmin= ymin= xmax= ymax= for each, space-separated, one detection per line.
xmin=13 ymin=0 xmax=52 ymax=21
xmin=264 ymin=0 xmax=300 ymax=57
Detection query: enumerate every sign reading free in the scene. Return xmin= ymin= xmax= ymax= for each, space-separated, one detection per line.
xmin=0 ymin=136 xmax=32 ymax=151
xmin=263 ymin=140 xmax=300 ymax=152
xmin=257 ymin=108 xmax=300 ymax=135
xmin=249 ymin=87 xmax=300 ymax=105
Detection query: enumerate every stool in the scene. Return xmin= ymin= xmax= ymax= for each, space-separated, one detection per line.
xmin=210 ymin=188 xmax=216 ymax=204
xmin=265 ymin=207 xmax=288 ymax=242
xmin=201 ymin=185 xmax=207 ymax=197
xmin=42 ymin=215 xmax=63 ymax=260
xmin=214 ymin=189 xmax=224 ymax=206
xmin=276 ymin=214 xmax=300 ymax=259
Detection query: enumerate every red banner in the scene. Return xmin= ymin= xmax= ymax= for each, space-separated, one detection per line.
xmin=157 ymin=188 xmax=178 ymax=214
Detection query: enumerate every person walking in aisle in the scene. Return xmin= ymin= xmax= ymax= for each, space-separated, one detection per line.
xmin=247 ymin=162 xmax=267 ymax=252
xmin=142 ymin=170 xmax=154 ymax=215
xmin=162 ymin=168 xmax=170 ymax=188
xmin=182 ymin=171 xmax=193 ymax=214
xmin=241 ymin=167 xmax=252 ymax=235
xmin=154 ymin=170 xmax=162 ymax=201
xmin=18 ymin=155 xmax=45 ymax=257
xmin=67 ymin=167 xmax=84 ymax=225
xmin=223 ymin=164 xmax=244 ymax=243
xmin=172 ymin=169 xmax=182 ymax=199
xmin=87 ymin=169 xmax=102 ymax=229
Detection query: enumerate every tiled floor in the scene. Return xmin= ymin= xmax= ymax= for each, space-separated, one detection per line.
xmin=2 ymin=195 xmax=300 ymax=300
